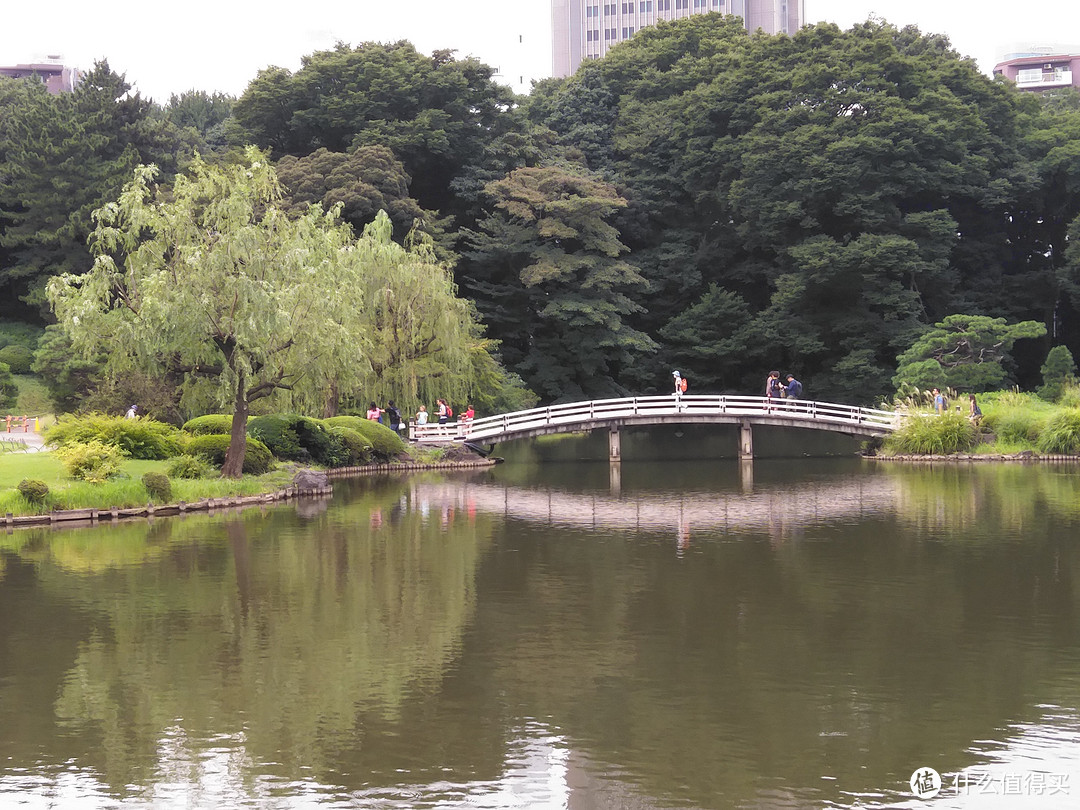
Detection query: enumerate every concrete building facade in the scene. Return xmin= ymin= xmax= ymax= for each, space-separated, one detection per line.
xmin=552 ymin=0 xmax=803 ymax=78
xmin=993 ymin=45 xmax=1080 ymax=92
xmin=0 ymin=61 xmax=81 ymax=93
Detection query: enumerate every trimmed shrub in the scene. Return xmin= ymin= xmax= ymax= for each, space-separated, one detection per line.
xmin=885 ymin=413 xmax=976 ymax=455
xmin=0 ymin=344 xmax=34 ymax=374
xmin=326 ymin=426 xmax=372 ymax=466
xmin=185 ymin=434 xmax=274 ymax=475
xmin=182 ymin=414 xmax=234 ymax=435
xmin=16 ymin=479 xmax=49 ymax=504
xmin=323 ymin=416 xmax=405 ymax=460
xmin=248 ymin=414 xmax=304 ymax=459
xmin=166 ymin=454 xmax=214 ymax=479
xmin=141 ymin=472 xmax=172 ymax=501
xmin=1037 ymin=409 xmax=1080 ymax=454
xmin=44 ymin=413 xmax=182 ymax=459
xmin=55 ymin=440 xmax=125 ymax=482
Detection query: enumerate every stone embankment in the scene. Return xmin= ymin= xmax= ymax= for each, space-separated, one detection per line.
xmin=868 ymin=451 xmax=1078 ymax=463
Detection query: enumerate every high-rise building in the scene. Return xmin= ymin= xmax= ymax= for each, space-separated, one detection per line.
xmin=552 ymin=0 xmax=803 ymax=78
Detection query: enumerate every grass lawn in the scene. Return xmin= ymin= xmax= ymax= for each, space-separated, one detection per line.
xmin=0 ymin=451 xmax=297 ymax=516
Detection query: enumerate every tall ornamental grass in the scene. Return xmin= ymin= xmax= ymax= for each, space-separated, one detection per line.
xmin=1037 ymin=409 xmax=1080 ymax=454
xmin=885 ymin=413 xmax=976 ymax=455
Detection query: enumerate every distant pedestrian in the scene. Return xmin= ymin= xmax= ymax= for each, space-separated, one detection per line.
xmin=784 ymin=375 xmax=803 ymax=399
xmin=366 ymin=401 xmax=381 ymax=421
xmin=765 ymin=371 xmax=782 ymax=411
xmin=126 ymin=404 xmax=138 ymax=419
xmin=437 ymin=398 xmax=449 ymax=424
xmin=416 ymin=405 xmax=428 ymax=425
xmin=932 ymin=388 xmax=945 ymax=415
xmin=460 ymin=404 xmax=475 ymax=437
xmin=968 ymin=394 xmax=982 ymax=426
xmin=385 ymin=400 xmax=403 ymax=433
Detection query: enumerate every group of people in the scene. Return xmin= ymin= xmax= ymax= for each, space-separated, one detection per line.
xmin=931 ymin=388 xmax=983 ymax=424
xmin=368 ymin=399 xmax=475 ymax=437
xmin=765 ymin=370 xmax=803 ymax=404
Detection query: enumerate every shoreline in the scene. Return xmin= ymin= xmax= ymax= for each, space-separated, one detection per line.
xmin=3 ymin=456 xmax=498 ymax=531
xmin=866 ymin=451 xmax=1080 ymax=463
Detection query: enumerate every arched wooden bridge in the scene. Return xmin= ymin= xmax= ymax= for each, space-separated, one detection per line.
xmin=412 ymin=395 xmax=899 ymax=460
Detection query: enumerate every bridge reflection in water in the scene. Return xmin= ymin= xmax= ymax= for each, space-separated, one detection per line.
xmin=407 ymin=473 xmax=899 ymax=544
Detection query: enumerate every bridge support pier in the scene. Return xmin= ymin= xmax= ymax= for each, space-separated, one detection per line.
xmin=609 ymin=461 xmax=622 ymax=495
xmin=738 ymin=419 xmax=753 ymax=460
xmin=608 ymin=426 xmax=621 ymax=462
xmin=739 ymin=459 xmax=754 ymax=493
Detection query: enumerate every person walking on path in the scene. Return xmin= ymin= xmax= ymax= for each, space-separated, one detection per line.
xmin=366 ymin=402 xmax=381 ymax=421
xmin=968 ymin=394 xmax=982 ymax=426
xmin=437 ymin=399 xmax=450 ymax=424
xmin=385 ymin=400 xmax=403 ymax=434
xmin=932 ymin=388 xmax=945 ymax=415
xmin=416 ymin=405 xmax=428 ymax=425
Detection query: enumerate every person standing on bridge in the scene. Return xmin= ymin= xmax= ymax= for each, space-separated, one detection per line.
xmin=765 ymin=371 xmax=782 ymax=412
xmin=672 ymin=370 xmax=687 ymax=410
xmin=784 ymin=375 xmax=803 ymax=400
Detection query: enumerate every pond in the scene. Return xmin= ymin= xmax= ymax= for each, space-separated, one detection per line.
xmin=2 ymin=435 xmax=1079 ymax=808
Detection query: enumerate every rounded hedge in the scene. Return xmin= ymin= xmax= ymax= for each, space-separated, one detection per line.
xmin=326 ymin=426 xmax=373 ymax=466
xmin=165 ymin=454 xmax=214 ymax=479
xmin=16 ymin=479 xmax=49 ymax=503
xmin=141 ymin=472 xmax=173 ymax=501
xmin=322 ymin=416 xmax=405 ymax=460
xmin=0 ymin=344 xmax=34 ymax=374
xmin=185 ymin=434 xmax=274 ymax=475
xmin=182 ymin=414 xmax=234 ymax=435
xmin=248 ymin=414 xmax=304 ymax=459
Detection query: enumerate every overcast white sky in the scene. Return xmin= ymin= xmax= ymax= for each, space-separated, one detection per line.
xmin=2 ymin=1 xmax=1078 ymax=103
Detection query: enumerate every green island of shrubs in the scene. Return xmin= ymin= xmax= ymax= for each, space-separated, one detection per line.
xmin=1 ymin=411 xmax=411 ymax=515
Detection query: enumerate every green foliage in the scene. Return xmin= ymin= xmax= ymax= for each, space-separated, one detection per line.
xmin=30 ymin=324 xmax=105 ymax=412
xmin=884 ymin=413 xmax=977 ymax=455
xmin=0 ymin=320 xmax=44 ymax=351
xmin=1038 ymin=345 xmax=1076 ymax=402
xmin=165 ymin=454 xmax=213 ymax=480
xmin=1036 ymin=409 xmax=1080 ymax=454
xmin=893 ymin=315 xmax=1047 ymax=393
xmin=322 ymin=416 xmax=405 ymax=460
xmin=181 ymin=415 xmax=234 ymax=435
xmin=185 ymin=435 xmax=274 ymax=475
xmin=0 ymin=362 xmax=16 ymax=411
xmin=44 ymin=413 xmax=181 ymax=459
xmin=465 ymin=165 xmax=657 ymax=400
xmin=16 ymin=478 xmax=49 ymax=503
xmin=326 ymin=426 xmax=372 ymax=466
xmin=55 ymin=439 xmax=125 ymax=482
xmin=140 ymin=471 xmax=172 ymax=502
xmin=248 ymin=414 xmax=304 ymax=459
xmin=0 ymin=344 xmax=34 ymax=373
xmin=0 ymin=62 xmax=185 ymax=318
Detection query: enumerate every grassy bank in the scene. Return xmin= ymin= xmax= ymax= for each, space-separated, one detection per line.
xmin=0 ymin=452 xmax=297 ymax=515
xmin=882 ymin=388 xmax=1080 ymax=456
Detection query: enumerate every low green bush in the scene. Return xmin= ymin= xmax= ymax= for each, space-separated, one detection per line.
xmin=1037 ymin=409 xmax=1080 ymax=454
xmin=45 ymin=413 xmax=182 ymax=459
xmin=55 ymin=440 xmax=125 ymax=482
xmin=165 ymin=454 xmax=214 ymax=479
xmin=0 ymin=344 xmax=34 ymax=374
xmin=141 ymin=471 xmax=172 ymax=501
xmin=984 ymin=409 xmax=1042 ymax=445
xmin=885 ymin=413 xmax=976 ymax=455
xmin=181 ymin=414 xmax=234 ymax=435
xmin=323 ymin=416 xmax=405 ymax=460
xmin=16 ymin=479 xmax=49 ymax=503
xmin=326 ymin=426 xmax=372 ymax=466
xmin=185 ymin=434 xmax=274 ymax=475
xmin=248 ymin=414 xmax=304 ymax=459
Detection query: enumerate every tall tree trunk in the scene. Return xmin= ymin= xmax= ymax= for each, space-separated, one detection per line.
xmin=322 ymin=379 xmax=339 ymax=418
xmin=222 ymin=372 xmax=249 ymax=478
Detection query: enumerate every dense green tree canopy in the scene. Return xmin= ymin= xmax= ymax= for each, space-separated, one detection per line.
xmin=229 ymin=42 xmax=519 ymax=216
xmin=893 ymin=314 xmax=1046 ymax=392
xmin=0 ymin=62 xmax=185 ymax=318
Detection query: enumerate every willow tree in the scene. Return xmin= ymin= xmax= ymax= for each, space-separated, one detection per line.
xmin=48 ymin=147 xmax=478 ymax=477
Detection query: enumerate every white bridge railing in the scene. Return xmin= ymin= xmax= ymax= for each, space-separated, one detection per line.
xmin=410 ymin=395 xmax=899 ymax=444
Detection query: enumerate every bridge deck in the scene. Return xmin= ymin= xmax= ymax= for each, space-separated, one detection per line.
xmin=411 ymin=395 xmax=898 ymax=445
